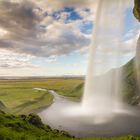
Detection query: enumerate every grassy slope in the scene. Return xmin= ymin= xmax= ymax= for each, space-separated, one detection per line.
xmin=0 ymin=110 xmax=139 ymax=140
xmin=68 ymin=59 xmax=140 ymax=105
xmin=122 ymin=59 xmax=140 ymax=105
xmin=0 ymin=110 xmax=72 ymax=140
xmin=58 ymin=82 xmax=84 ymax=101
xmin=0 ymin=78 xmax=83 ymax=114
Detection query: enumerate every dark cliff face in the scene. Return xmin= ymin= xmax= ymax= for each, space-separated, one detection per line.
xmin=134 ymin=0 xmax=140 ymax=81
xmin=124 ymin=0 xmax=140 ymax=105
xmin=133 ymin=0 xmax=140 ymax=21
xmin=136 ymin=37 xmax=140 ymax=72
xmin=133 ymin=0 xmax=140 ymax=75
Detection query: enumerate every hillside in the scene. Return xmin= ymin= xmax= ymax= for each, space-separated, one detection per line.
xmin=0 ymin=110 xmax=73 ymax=140
xmin=122 ymin=59 xmax=140 ymax=105
xmin=0 ymin=110 xmax=139 ymax=140
xmin=69 ymin=58 xmax=140 ymax=105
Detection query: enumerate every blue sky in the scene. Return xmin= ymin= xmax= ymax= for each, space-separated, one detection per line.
xmin=0 ymin=0 xmax=139 ymax=76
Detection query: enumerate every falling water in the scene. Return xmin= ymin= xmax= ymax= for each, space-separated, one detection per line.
xmin=82 ymin=0 xmax=127 ymax=123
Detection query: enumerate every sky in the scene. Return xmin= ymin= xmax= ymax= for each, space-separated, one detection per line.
xmin=0 ymin=0 xmax=139 ymax=76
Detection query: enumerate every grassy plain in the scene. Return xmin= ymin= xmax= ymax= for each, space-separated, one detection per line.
xmin=0 ymin=78 xmax=83 ymax=114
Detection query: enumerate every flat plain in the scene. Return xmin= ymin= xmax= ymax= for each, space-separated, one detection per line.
xmin=0 ymin=78 xmax=83 ymax=114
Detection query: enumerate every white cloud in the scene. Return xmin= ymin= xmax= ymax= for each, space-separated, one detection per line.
xmin=0 ymin=0 xmax=136 ymax=76
xmin=0 ymin=49 xmax=37 ymax=68
xmin=0 ymin=0 xmax=92 ymax=58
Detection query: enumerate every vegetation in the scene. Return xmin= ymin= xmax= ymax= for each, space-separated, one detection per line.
xmin=0 ymin=110 xmax=139 ymax=140
xmin=0 ymin=78 xmax=83 ymax=114
xmin=133 ymin=0 xmax=140 ymax=21
xmin=122 ymin=59 xmax=140 ymax=105
xmin=0 ymin=110 xmax=72 ymax=140
xmin=58 ymin=82 xmax=84 ymax=101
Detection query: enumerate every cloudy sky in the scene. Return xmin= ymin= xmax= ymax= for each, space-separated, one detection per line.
xmin=0 ymin=0 xmax=139 ymax=76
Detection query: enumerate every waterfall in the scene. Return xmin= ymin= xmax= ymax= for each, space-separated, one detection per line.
xmin=82 ymin=0 xmax=126 ymax=123
xmin=61 ymin=0 xmax=136 ymax=125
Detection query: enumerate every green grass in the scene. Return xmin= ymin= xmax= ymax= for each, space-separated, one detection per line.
xmin=0 ymin=88 xmax=53 ymax=114
xmin=0 ymin=110 xmax=139 ymax=140
xmin=122 ymin=59 xmax=140 ymax=105
xmin=65 ymin=83 xmax=84 ymax=101
xmin=0 ymin=78 xmax=83 ymax=114
xmin=0 ymin=110 xmax=72 ymax=140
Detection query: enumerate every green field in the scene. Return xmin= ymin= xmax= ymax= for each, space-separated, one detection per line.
xmin=0 ymin=78 xmax=83 ymax=114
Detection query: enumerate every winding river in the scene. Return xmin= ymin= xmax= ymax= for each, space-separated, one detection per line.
xmin=37 ymin=89 xmax=140 ymax=137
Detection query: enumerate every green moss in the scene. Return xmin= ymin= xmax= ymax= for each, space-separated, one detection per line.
xmin=133 ymin=0 xmax=140 ymax=21
xmin=0 ymin=111 xmax=140 ymax=140
xmin=60 ymin=82 xmax=84 ymax=100
xmin=122 ymin=59 xmax=140 ymax=105
xmin=0 ymin=111 xmax=73 ymax=140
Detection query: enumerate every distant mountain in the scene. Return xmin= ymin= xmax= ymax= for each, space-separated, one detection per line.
xmin=0 ymin=76 xmax=84 ymax=80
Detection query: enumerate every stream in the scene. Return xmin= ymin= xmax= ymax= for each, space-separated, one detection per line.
xmin=37 ymin=88 xmax=140 ymax=137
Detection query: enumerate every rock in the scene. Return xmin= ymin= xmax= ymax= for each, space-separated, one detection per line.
xmin=26 ymin=113 xmax=43 ymax=128
xmin=133 ymin=0 xmax=140 ymax=21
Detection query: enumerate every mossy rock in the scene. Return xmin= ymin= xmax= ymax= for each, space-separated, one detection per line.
xmin=26 ymin=113 xmax=43 ymax=128
xmin=133 ymin=0 xmax=140 ymax=21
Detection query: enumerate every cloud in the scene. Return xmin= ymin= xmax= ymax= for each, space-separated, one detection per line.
xmin=34 ymin=0 xmax=133 ymax=15
xmin=34 ymin=0 xmax=98 ymax=12
xmin=0 ymin=49 xmax=36 ymax=68
xmin=0 ymin=0 xmax=92 ymax=58
xmin=0 ymin=0 xmax=42 ymax=36
xmin=0 ymin=0 xmax=136 ymax=74
xmin=4 ymin=0 xmax=133 ymax=59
